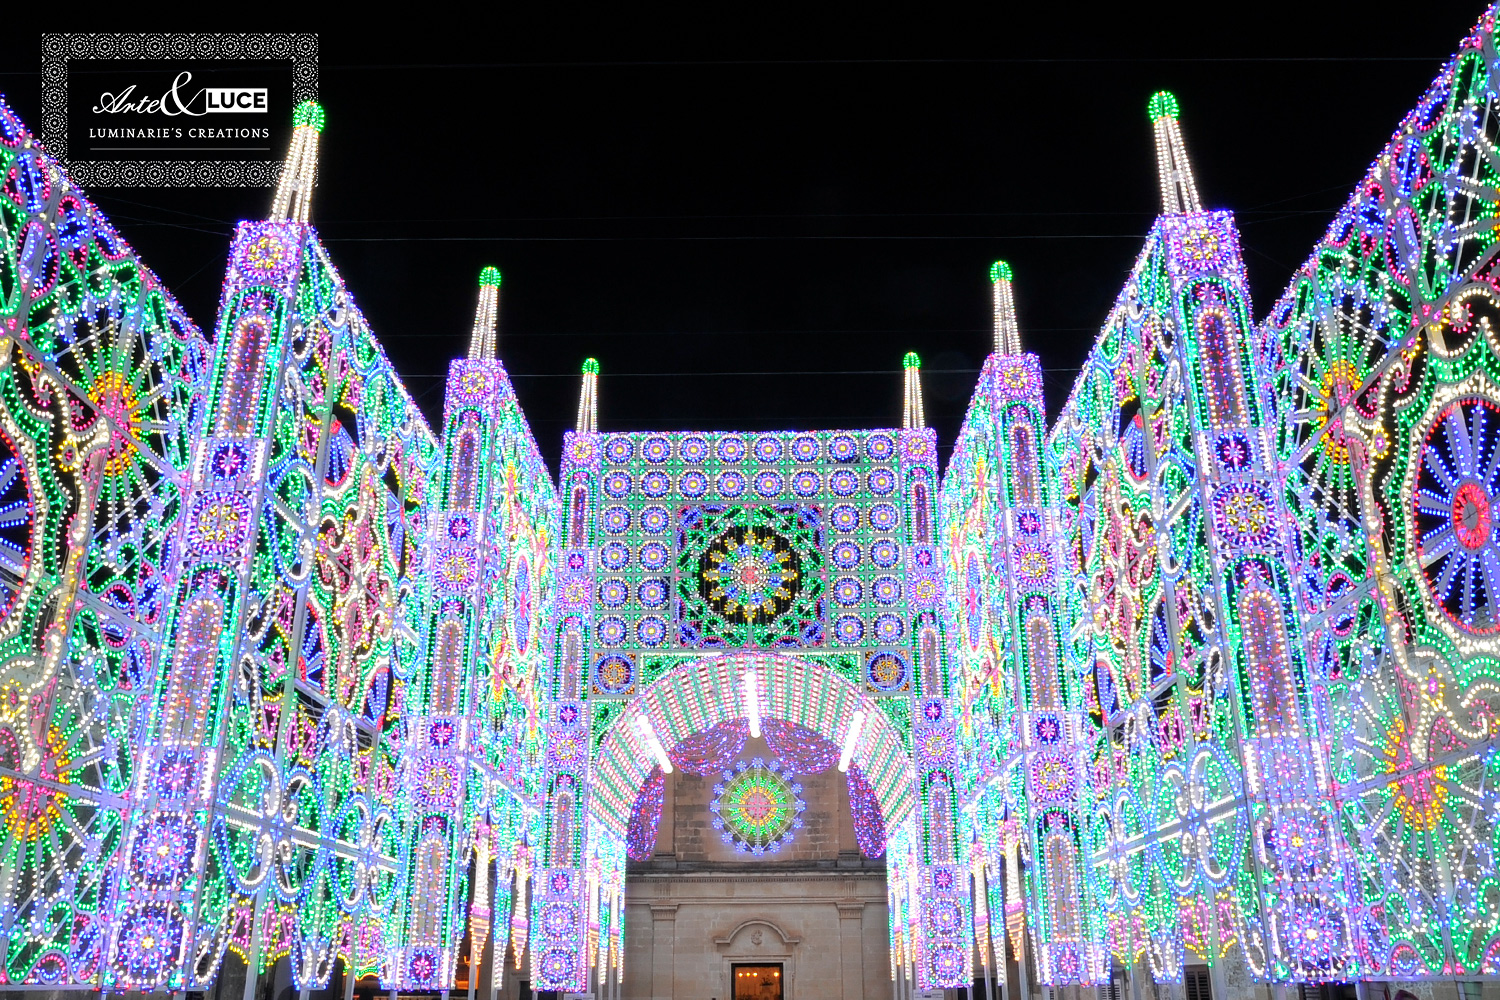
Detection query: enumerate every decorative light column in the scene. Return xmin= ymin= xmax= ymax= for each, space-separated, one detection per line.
xmin=397 ymin=267 xmax=554 ymax=991
xmin=533 ymin=360 xmax=606 ymax=993
xmin=943 ymin=262 xmax=1107 ymax=988
xmin=106 ymin=105 xmax=326 ymax=994
xmin=1150 ymin=96 xmax=1359 ymax=982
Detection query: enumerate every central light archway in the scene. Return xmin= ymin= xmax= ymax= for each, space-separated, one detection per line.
xmin=589 ymin=651 xmax=914 ymax=840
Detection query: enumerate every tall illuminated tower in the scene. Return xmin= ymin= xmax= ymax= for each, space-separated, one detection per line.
xmin=396 ymin=267 xmax=555 ymax=993
xmin=943 ymin=260 xmax=1107 ymax=988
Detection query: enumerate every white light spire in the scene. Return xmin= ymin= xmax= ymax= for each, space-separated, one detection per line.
xmin=468 ymin=266 xmax=502 ymax=360
xmin=1149 ymin=91 xmax=1201 ymax=216
xmin=634 ymin=714 xmax=673 ymax=774
xmin=990 ymin=261 xmax=1021 ymax=356
xmin=269 ymin=100 xmax=324 ymax=225
xmin=576 ymin=358 xmax=599 ymax=433
xmin=838 ymin=709 xmax=867 ymax=773
xmin=902 ymin=352 xmax=925 ymax=430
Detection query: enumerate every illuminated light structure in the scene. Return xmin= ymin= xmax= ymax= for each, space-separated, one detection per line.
xmin=1256 ymin=7 xmax=1500 ymax=977
xmin=941 ymin=259 xmax=1106 ymax=990
xmin=1072 ymin=93 xmax=1356 ymax=985
xmin=947 ymin=63 xmax=1451 ymax=988
xmin=577 ymin=358 xmax=599 ymax=434
xmin=743 ymin=665 xmax=763 ymax=737
xmin=545 ymin=349 xmax=970 ymax=993
xmin=1149 ymin=90 xmax=1200 ymax=216
xmin=268 ymin=100 xmax=323 ymax=225
xmin=711 ymin=757 xmax=805 ymax=855
xmin=394 ymin=266 xmax=555 ymax=991
xmin=0 ymin=91 xmax=213 ymax=992
xmin=467 ymin=266 xmax=502 ymax=361
xmin=839 ymin=708 xmax=866 ymax=773
xmin=1141 ymin=99 xmax=1360 ymax=984
xmin=0 ymin=5 xmax=1498 ymax=994
xmin=634 ymin=715 xmax=673 ymax=773
xmin=102 ymin=100 xmax=447 ymax=993
xmin=990 ymin=261 xmax=1021 ymax=356
xmin=965 ymin=87 xmax=1358 ymax=989
xmin=0 ymin=96 xmax=544 ymax=997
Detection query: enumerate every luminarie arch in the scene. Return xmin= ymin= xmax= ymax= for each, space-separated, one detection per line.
xmin=590 ymin=652 xmax=915 ymax=840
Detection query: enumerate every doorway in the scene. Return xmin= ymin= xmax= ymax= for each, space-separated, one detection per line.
xmin=732 ymin=963 xmax=784 ymax=1000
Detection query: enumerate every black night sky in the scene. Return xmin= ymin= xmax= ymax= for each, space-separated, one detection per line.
xmin=0 ymin=4 xmax=1487 ymax=473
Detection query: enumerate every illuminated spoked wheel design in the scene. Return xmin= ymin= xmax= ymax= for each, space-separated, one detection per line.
xmin=698 ymin=525 xmax=802 ymax=624
xmin=711 ymin=757 xmax=804 ymax=855
xmin=1414 ymin=396 xmax=1500 ymax=634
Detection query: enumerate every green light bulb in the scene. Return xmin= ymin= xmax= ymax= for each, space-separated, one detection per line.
xmin=1148 ymin=91 xmax=1180 ymax=123
xmin=292 ymin=101 xmax=325 ymax=133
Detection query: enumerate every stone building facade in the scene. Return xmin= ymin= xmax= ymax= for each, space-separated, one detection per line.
xmin=623 ymin=740 xmax=890 ymax=1000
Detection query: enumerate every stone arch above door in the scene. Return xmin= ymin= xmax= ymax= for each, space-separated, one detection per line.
xmin=716 ymin=918 xmax=800 ymax=952
xmin=718 ymin=919 xmax=798 ymax=1000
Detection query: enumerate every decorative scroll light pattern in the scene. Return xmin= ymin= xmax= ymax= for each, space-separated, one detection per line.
xmin=669 ymin=718 xmax=749 ymax=774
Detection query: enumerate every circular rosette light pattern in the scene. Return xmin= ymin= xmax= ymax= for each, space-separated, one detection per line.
xmin=1413 ymin=396 xmax=1500 ymax=635
xmin=711 ymin=757 xmax=804 ymax=855
xmin=699 ymin=525 xmax=802 ymax=624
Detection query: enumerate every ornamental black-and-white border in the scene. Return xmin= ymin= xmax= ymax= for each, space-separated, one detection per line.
xmin=40 ymin=33 xmax=318 ymax=187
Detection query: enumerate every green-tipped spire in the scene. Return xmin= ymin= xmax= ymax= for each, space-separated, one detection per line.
xmin=902 ymin=352 xmax=924 ymax=428
xmin=1147 ymin=91 xmax=1179 ymax=123
xmin=292 ymin=100 xmax=325 ymax=133
xmin=992 ymin=262 xmax=1021 ymax=355
xmin=577 ymin=359 xmax=600 ymax=432
xmin=270 ymin=102 xmax=323 ymax=224
xmin=1148 ymin=91 xmax=1200 ymax=214
xmin=468 ymin=267 xmax=502 ymax=360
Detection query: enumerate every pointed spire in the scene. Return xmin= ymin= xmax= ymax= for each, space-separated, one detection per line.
xmin=1148 ymin=91 xmax=1201 ymax=216
xmin=576 ymin=358 xmax=599 ymax=433
xmin=269 ymin=100 xmax=324 ymax=224
xmin=990 ymin=260 xmax=1021 ymax=356
xmin=467 ymin=266 xmax=502 ymax=360
xmin=902 ymin=351 xmax=925 ymax=429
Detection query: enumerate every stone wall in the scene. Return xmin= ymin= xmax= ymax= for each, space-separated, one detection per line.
xmin=622 ymin=742 xmax=890 ymax=1000
xmin=623 ymin=869 xmax=889 ymax=1000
